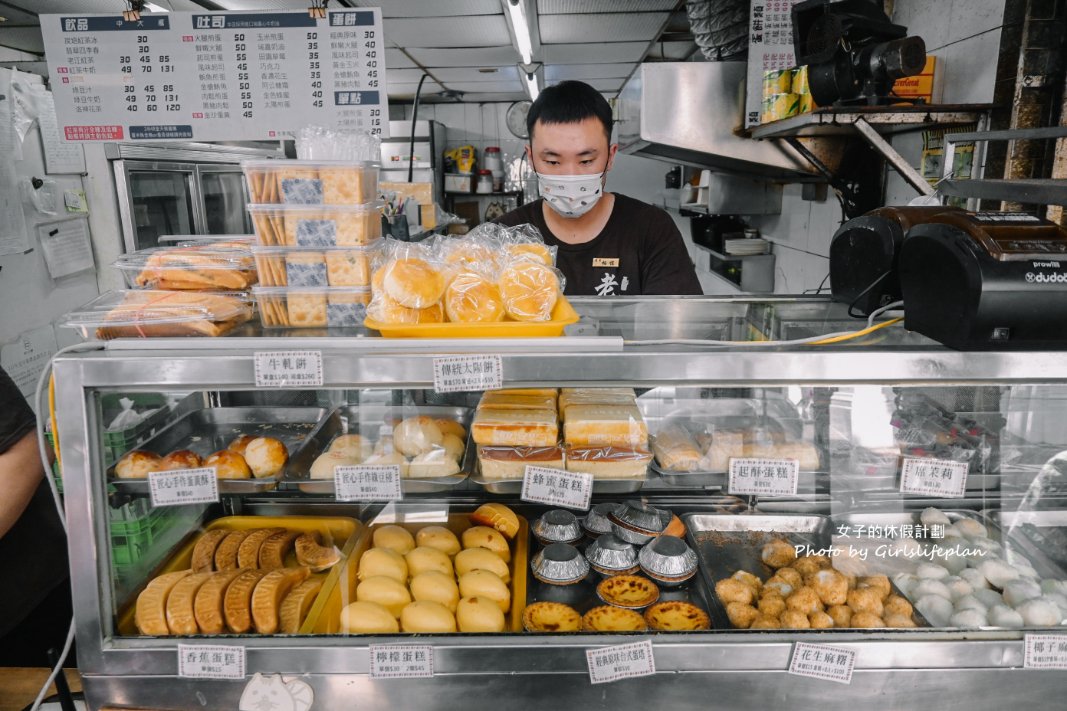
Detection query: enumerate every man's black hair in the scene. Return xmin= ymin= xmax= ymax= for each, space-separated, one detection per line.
xmin=527 ymin=80 xmax=613 ymax=141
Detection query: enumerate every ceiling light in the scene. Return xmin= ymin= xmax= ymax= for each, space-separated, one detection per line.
xmin=506 ymin=0 xmax=533 ymax=65
xmin=524 ymin=71 xmax=539 ymax=101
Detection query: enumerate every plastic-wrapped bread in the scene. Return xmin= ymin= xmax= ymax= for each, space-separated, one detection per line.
xmin=558 ymin=387 xmax=637 ymax=412
xmin=564 ymin=445 xmax=651 ymax=479
xmin=477 ymin=391 xmax=558 ymax=412
xmin=477 ymin=445 xmax=565 ymax=480
xmin=651 ymin=423 xmax=702 ymax=472
xmin=748 ymin=441 xmax=821 ymax=471
xmin=697 ymin=428 xmax=745 ymax=472
xmin=562 ymin=405 xmax=648 ymax=449
xmin=471 ymin=408 xmax=558 ymax=447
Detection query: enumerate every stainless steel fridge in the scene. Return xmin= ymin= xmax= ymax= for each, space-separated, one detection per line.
xmin=380 ymin=120 xmax=445 ymax=204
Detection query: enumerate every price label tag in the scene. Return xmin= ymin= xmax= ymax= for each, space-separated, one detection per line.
xmin=586 ymin=640 xmax=655 ymax=685
xmin=899 ymin=457 xmax=968 ymax=498
xmin=788 ymin=642 xmax=855 ymax=684
xmin=1024 ymin=634 xmax=1067 ymax=669
xmin=177 ymin=643 xmax=245 ymax=680
xmin=432 ymin=355 xmax=502 ymax=393
xmin=521 ymin=466 xmax=593 ymax=511
xmin=369 ymin=644 xmax=434 ymax=679
xmin=254 ymin=350 xmax=323 ymax=388
xmin=149 ymin=467 xmax=219 ymax=507
xmin=727 ymin=458 xmax=799 ymax=497
xmin=334 ymin=465 xmax=402 ymax=502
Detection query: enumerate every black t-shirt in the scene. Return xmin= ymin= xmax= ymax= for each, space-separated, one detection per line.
xmin=497 ymin=194 xmax=703 ymax=296
xmin=0 ymin=367 xmax=69 ymax=637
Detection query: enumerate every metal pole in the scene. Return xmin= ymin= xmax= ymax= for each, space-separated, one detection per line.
xmin=852 ymin=117 xmax=937 ymax=196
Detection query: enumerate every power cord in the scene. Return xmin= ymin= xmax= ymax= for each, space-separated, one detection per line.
xmin=847 ymin=270 xmax=892 ymax=319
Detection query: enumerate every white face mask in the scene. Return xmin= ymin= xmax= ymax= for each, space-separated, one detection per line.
xmin=537 ymin=172 xmax=605 ymax=218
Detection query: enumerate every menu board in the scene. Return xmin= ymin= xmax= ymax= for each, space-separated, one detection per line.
xmin=39 ymin=9 xmax=389 ymax=142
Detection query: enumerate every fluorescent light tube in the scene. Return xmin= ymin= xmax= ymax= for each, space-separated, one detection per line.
xmin=524 ymin=71 xmax=540 ymax=101
xmin=507 ymin=0 xmax=533 ymax=65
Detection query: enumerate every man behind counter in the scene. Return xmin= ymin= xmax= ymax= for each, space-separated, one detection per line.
xmin=496 ymin=80 xmax=702 ymax=296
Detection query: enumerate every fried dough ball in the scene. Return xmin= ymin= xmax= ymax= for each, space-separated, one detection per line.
xmin=851 ymin=611 xmax=885 ymax=628
xmin=884 ymin=613 xmax=917 ymax=628
xmin=811 ymin=569 xmax=849 ymax=607
xmin=758 ymin=593 xmax=787 ymax=618
xmin=809 ymin=555 xmax=833 ymax=570
xmin=763 ymin=578 xmax=794 ymax=598
xmin=793 ymin=557 xmax=822 ymax=577
xmin=774 ymin=568 xmax=803 ymax=588
xmin=750 ymin=615 xmax=781 ymax=629
xmin=858 ymin=575 xmax=891 ymax=600
xmin=726 ymin=602 xmax=759 ymax=629
xmin=884 ymin=594 xmax=913 ymax=619
xmin=809 ymin=610 xmax=835 ymax=629
xmin=827 ymin=604 xmax=852 ymax=628
xmin=716 ymin=578 xmax=755 ymax=605
xmin=761 ymin=539 xmax=797 ymax=569
xmin=847 ymin=588 xmax=885 ymax=617
xmin=731 ymin=570 xmax=762 ymax=592
xmin=786 ymin=586 xmax=823 ymax=616
xmin=780 ymin=610 xmax=811 ymax=629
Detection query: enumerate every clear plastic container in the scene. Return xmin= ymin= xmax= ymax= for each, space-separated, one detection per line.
xmin=242 ymin=159 xmax=380 ymax=205
xmin=248 ymin=203 xmax=382 ymax=247
xmin=252 ymin=286 xmax=371 ymax=328
xmin=113 ymin=246 xmax=257 ymax=291
xmin=252 ymin=242 xmax=381 ymax=288
xmin=158 ymin=234 xmax=255 ymax=245
xmin=60 ymin=290 xmax=254 ymax=339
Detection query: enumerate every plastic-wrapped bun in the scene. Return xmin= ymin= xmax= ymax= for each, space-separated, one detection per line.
xmin=445 ymin=272 xmax=506 ymax=323
xmin=368 ymin=262 xmax=445 ymax=324
xmin=506 ymin=242 xmax=556 ymax=266
xmin=382 ymin=257 xmax=445 ymax=308
xmin=498 ymin=261 xmax=563 ymax=322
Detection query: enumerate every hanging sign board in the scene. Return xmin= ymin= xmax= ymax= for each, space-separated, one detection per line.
xmin=39 ymin=9 xmax=389 ymax=142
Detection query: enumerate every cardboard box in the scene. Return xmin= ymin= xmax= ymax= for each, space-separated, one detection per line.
xmin=892 ymin=56 xmax=941 ymax=103
xmin=445 ymin=173 xmax=474 ymax=193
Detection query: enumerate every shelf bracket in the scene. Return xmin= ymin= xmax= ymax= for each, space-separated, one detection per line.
xmin=852 ymin=118 xmax=936 ymax=197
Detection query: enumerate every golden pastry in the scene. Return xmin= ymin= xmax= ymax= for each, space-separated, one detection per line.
xmin=444 ymin=272 xmax=505 ymax=323
xmin=224 ymin=569 xmax=269 ymax=634
xmin=190 ymin=529 xmax=228 ymax=573
xmin=433 ymin=418 xmax=467 ymax=441
xmin=243 ymin=436 xmax=289 ymax=478
xmin=393 ymin=416 xmax=444 ymax=457
xmin=850 ymin=611 xmax=885 ymax=628
xmin=252 ymin=566 xmax=310 ymax=634
xmin=382 ymin=258 xmax=445 ymax=309
xmin=453 ymin=547 xmax=510 ymax=584
xmin=522 ymin=601 xmax=581 ymax=632
xmin=469 ymin=503 xmax=520 ymax=540
xmin=414 ymin=526 xmax=461 ymax=556
xmin=761 ymin=539 xmax=797 ymax=570
xmin=205 ymin=450 xmax=252 ymax=480
xmin=582 ymin=605 xmax=647 ymax=632
xmin=372 ymin=525 xmax=417 ymax=555
xmin=596 ymin=575 xmax=660 ymax=609
xmin=507 ymin=242 xmax=553 ymax=265
xmin=461 ymin=526 xmax=511 ymax=562
xmin=499 ymin=261 xmax=559 ymax=321
xmin=357 ymin=576 xmax=412 ymax=618
xmin=135 ymin=570 xmax=193 ymax=636
xmin=456 ymin=596 xmax=506 ymax=633
xmin=213 ymin=530 xmax=250 ymax=571
xmin=294 ymin=532 xmax=342 ymax=572
xmin=643 ymin=601 xmax=711 ymax=631
xmin=161 ymin=449 xmax=203 ymax=471
xmin=457 ymin=570 xmax=510 ymax=613
xmin=228 ymin=434 xmax=257 ymax=456
xmin=115 ymin=450 xmax=163 ymax=479
xmin=725 ymin=601 xmax=759 ymax=629
xmin=259 ymin=529 xmax=300 ymax=569
xmin=193 ymin=569 xmax=245 ymax=635
xmin=399 ymin=600 xmax=456 ymax=633
xmin=237 ymin=528 xmax=285 ymax=570
xmin=809 ymin=610 xmax=835 ymax=629
xmin=328 ymin=433 xmax=372 ymax=461
xmin=410 ymin=571 xmax=460 ymax=613
xmin=357 ymin=547 xmax=408 ymax=584
xmin=827 ymin=604 xmax=852 ymax=628
xmin=715 ymin=578 xmax=755 ymax=606
xmin=278 ymin=577 xmax=324 ymax=634
xmin=405 ymin=546 xmax=455 ymax=579
xmin=165 ymin=572 xmax=214 ymax=636
xmin=811 ymin=569 xmax=849 ymax=607
xmin=340 ymin=601 xmax=399 ymax=634
xmin=780 ymin=609 xmax=811 ymax=629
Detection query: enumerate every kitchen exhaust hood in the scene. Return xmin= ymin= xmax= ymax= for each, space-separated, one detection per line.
xmin=617 ymin=62 xmax=814 ymax=178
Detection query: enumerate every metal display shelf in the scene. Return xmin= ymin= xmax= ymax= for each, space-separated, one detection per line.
xmin=52 ymin=297 xmax=1067 ymax=710
xmin=750 ymin=104 xmax=992 ymax=140
xmin=939 ymin=178 xmax=1067 ymax=206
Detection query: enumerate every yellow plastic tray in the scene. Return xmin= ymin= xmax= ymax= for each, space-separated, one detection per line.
xmin=116 ymin=514 xmax=361 ymax=637
xmin=364 ymin=295 xmax=579 ymax=338
xmin=314 ymin=512 xmax=529 ymax=633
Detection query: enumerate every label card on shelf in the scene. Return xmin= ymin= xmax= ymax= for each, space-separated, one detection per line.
xmin=149 ymin=467 xmax=219 ymax=507
xmin=254 ymin=350 xmax=323 ymax=388
xmin=432 ymin=355 xmax=502 ymax=393
xmin=369 ymin=645 xmax=434 ymax=679
xmin=586 ymin=640 xmax=655 ymax=685
xmin=788 ymin=643 xmax=855 ymax=684
xmin=521 ymin=465 xmax=593 ymax=511
xmin=334 ymin=465 xmax=402 ymax=502
xmin=1024 ymin=634 xmax=1067 ymax=669
xmin=727 ymin=458 xmax=799 ymax=497
xmin=177 ymin=643 xmax=245 ymax=680
xmin=899 ymin=457 xmax=969 ymax=498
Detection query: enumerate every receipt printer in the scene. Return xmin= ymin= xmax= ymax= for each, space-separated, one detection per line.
xmin=899 ymin=211 xmax=1067 ymax=350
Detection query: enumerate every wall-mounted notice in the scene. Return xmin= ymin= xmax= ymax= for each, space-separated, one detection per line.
xmin=40 ymin=9 xmax=389 ymax=142
xmin=744 ymin=1 xmax=806 ymax=128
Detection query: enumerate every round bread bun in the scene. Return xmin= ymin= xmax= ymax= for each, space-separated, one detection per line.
xmin=407 ymin=449 xmax=461 ymax=479
xmin=115 ymin=450 xmax=163 ymax=479
xmin=368 ymin=293 xmax=445 ymax=325
xmin=454 ymin=547 xmax=511 ymax=584
xmin=372 ymin=525 xmax=416 ymax=555
xmin=160 ymin=449 xmax=202 ymax=471
xmin=357 ymin=547 xmax=408 ymax=584
xmin=461 ymin=526 xmax=511 ymax=562
xmin=393 ymin=416 xmax=444 ymax=457
xmin=362 ymin=450 xmax=410 ymax=477
xmin=444 ymin=272 xmax=505 ymax=323
xmin=243 ymin=436 xmax=288 ymax=478
xmin=405 ymin=546 xmax=454 ymax=579
xmin=469 ymin=503 xmax=520 ymax=540
xmin=309 ymin=450 xmax=359 ymax=480
xmin=340 ymin=601 xmax=399 ymax=634
xmin=382 ymin=258 xmax=445 ymax=309
xmin=499 ymin=261 xmax=559 ymax=321
xmin=444 ymin=241 xmax=499 ymax=268
xmin=329 ymin=433 xmax=373 ymax=461
xmin=205 ymin=450 xmax=252 ymax=479
xmin=400 ymin=600 xmax=456 ymax=633
xmin=507 ymin=242 xmax=553 ymax=265
xmin=227 ymin=434 xmax=257 ymax=456
xmin=458 ymin=570 xmax=510 ymax=612
xmin=415 ymin=526 xmax=461 ymax=557
xmin=356 ymin=575 xmax=412 ymax=618
xmin=434 ymin=418 xmax=467 ymax=440
xmin=456 ymin=596 xmax=506 ymax=633
xmin=409 ymin=570 xmax=460 ymax=612
xmin=440 ymin=433 xmax=465 ymax=462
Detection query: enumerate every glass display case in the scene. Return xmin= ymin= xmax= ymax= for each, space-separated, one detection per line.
xmin=52 ymin=298 xmax=1067 ymax=710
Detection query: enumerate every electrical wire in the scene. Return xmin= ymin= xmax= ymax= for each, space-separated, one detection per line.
xmin=867 ymin=299 xmax=904 ymax=329
xmin=847 ymin=270 xmax=892 ymax=319
xmin=407 ymin=74 xmax=429 ymax=183
xmin=623 ymin=315 xmax=903 ymax=348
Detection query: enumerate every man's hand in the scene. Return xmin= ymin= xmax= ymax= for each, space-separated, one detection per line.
xmin=0 ymin=431 xmax=49 ymax=539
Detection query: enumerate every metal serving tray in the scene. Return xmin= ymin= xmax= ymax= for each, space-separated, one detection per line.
xmin=683 ymin=512 xmax=928 ymax=630
xmin=282 ymin=405 xmax=473 ymax=494
xmin=107 ymin=406 xmax=327 ymax=494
